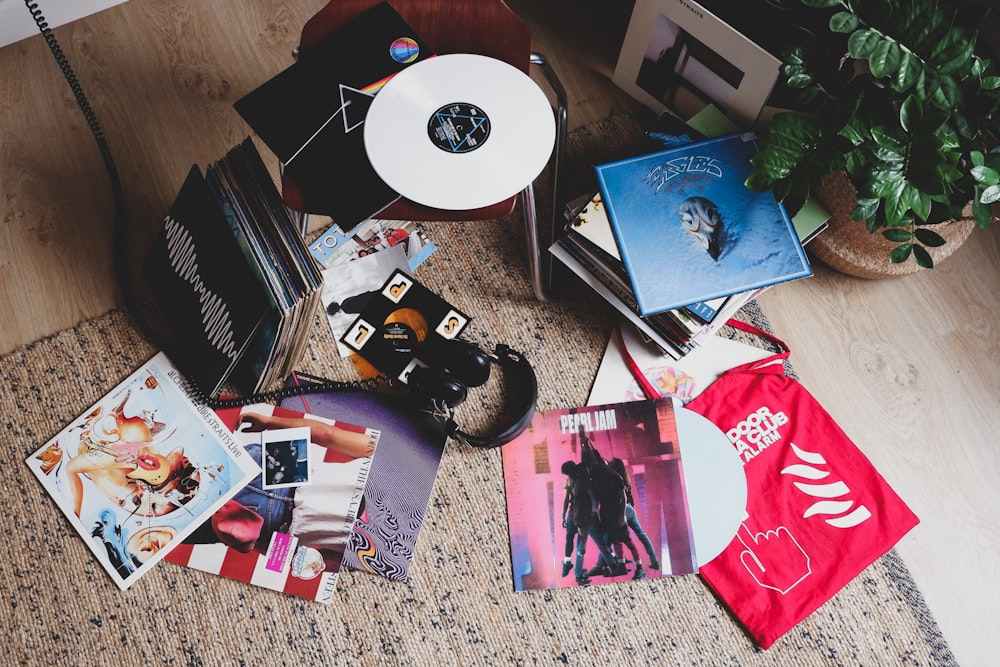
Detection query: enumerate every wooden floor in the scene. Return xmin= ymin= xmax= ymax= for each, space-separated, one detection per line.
xmin=2 ymin=1 xmax=998 ymax=664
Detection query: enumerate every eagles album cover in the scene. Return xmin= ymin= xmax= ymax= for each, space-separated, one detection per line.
xmin=595 ymin=132 xmax=811 ymax=317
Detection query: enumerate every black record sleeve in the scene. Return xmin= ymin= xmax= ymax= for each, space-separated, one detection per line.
xmin=143 ymin=166 xmax=273 ymax=395
xmin=233 ymin=2 xmax=433 ymax=226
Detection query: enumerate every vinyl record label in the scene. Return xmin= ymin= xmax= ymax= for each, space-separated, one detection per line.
xmin=428 ymin=103 xmax=490 ymax=154
xmin=364 ymin=53 xmax=556 ymax=210
xmin=341 ymin=269 xmax=471 ymax=379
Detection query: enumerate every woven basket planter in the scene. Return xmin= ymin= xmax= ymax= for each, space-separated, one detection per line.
xmin=810 ymin=171 xmax=976 ymax=279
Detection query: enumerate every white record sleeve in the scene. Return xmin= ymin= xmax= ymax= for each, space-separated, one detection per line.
xmin=363 ymin=53 xmax=556 ymax=210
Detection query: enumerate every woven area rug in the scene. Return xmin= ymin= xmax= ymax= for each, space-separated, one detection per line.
xmin=0 ymin=113 xmax=956 ymax=666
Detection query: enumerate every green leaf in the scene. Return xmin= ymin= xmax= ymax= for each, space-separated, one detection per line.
xmin=782 ymin=62 xmax=807 ymax=77
xmin=745 ymin=171 xmax=776 ymax=192
xmin=972 ymin=56 xmax=987 ymax=77
xmin=890 ymin=243 xmax=914 ymax=263
xmin=913 ymin=245 xmax=934 ymax=268
xmin=981 ymin=75 xmax=1000 ymax=91
xmin=783 ymin=46 xmax=806 ymax=66
xmin=914 ymin=227 xmax=946 ymax=246
xmin=830 ymin=12 xmax=859 ymax=33
xmin=926 ymin=26 xmax=976 ymax=71
xmin=772 ymin=178 xmax=797 ymax=202
xmin=899 ymin=95 xmax=923 ymax=133
xmin=971 ymin=166 xmax=1000 ymax=186
xmin=869 ymin=39 xmax=903 ymax=78
xmin=882 ymin=228 xmax=913 ymax=242
xmin=848 ymin=29 xmax=880 ymax=59
xmin=932 ymin=74 xmax=962 ymax=111
xmin=907 ymin=7 xmax=951 ymax=55
xmin=873 ymin=146 xmax=906 ymax=165
xmin=871 ymin=126 xmax=907 ymax=153
xmin=910 ymin=189 xmax=933 ymax=220
xmin=883 ymin=180 xmax=912 ymax=225
xmin=854 ymin=197 xmax=881 ymax=220
xmin=892 ymin=53 xmax=922 ymax=93
xmin=937 ymin=162 xmax=965 ymax=186
xmin=801 ymin=0 xmax=841 ymax=7
xmin=973 ymin=198 xmax=994 ymax=227
xmin=934 ymin=36 xmax=977 ymax=75
xmin=914 ymin=67 xmax=940 ymax=104
xmin=980 ymin=184 xmax=1000 ymax=204
xmin=786 ymin=73 xmax=814 ymax=89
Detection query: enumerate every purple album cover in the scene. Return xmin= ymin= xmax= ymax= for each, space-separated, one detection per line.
xmin=281 ymin=380 xmax=446 ymax=581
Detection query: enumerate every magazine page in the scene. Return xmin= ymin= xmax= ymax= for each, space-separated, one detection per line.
xmin=502 ymin=398 xmax=698 ymax=591
xmin=309 ymin=218 xmax=437 ymax=272
xmin=165 ymin=403 xmax=379 ymax=603
xmin=25 ymin=352 xmax=259 ymax=590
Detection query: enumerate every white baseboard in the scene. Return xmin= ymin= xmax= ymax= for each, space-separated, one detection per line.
xmin=0 ymin=0 xmax=129 ymax=49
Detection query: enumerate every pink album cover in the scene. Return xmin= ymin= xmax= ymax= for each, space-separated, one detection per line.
xmin=501 ymin=398 xmax=698 ymax=591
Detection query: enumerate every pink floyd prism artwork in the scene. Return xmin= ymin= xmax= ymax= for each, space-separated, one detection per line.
xmin=501 ymin=398 xmax=698 ymax=591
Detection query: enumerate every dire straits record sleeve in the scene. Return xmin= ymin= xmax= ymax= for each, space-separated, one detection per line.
xmin=363 ymin=53 xmax=556 ymax=210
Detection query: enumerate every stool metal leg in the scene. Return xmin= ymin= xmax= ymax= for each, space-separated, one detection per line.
xmin=527 ymin=51 xmax=568 ymax=302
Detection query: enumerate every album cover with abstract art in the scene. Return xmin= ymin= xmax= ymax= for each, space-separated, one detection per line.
xmin=281 ymin=380 xmax=447 ymax=582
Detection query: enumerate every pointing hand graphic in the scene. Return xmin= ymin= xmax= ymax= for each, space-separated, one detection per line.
xmin=736 ymin=521 xmax=811 ymax=595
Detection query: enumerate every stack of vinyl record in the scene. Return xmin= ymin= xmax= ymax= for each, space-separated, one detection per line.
xmin=550 ymin=113 xmax=765 ymax=360
xmin=144 ymin=138 xmax=323 ymax=396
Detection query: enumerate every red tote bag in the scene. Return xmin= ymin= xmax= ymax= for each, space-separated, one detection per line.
xmin=684 ymin=320 xmax=919 ymax=649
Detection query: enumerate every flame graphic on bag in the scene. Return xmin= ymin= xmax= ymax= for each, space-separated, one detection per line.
xmin=780 ymin=443 xmax=872 ymax=528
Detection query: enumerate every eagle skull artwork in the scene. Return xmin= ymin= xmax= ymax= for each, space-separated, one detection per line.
xmin=678 ymin=196 xmax=724 ymax=261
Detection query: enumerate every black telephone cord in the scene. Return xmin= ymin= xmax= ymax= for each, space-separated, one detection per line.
xmin=23 ymin=0 xmax=387 ymax=408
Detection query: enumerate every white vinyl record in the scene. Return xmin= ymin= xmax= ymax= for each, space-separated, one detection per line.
xmin=676 ymin=403 xmax=746 ymax=566
xmin=363 ymin=53 xmax=556 ymax=210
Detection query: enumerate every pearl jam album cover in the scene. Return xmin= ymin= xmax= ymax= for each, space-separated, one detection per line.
xmin=501 ymin=398 xmax=699 ymax=591
xmin=594 ymin=132 xmax=812 ymax=317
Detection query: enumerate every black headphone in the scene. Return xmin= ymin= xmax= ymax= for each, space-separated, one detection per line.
xmin=405 ymin=340 xmax=537 ymax=449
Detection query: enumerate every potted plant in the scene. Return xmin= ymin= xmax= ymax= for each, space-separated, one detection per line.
xmin=745 ymin=0 xmax=1000 ymax=272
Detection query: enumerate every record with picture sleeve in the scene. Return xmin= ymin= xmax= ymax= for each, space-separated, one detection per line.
xmin=341 ymin=269 xmax=470 ymax=380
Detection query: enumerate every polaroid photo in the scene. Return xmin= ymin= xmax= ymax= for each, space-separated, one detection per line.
xmin=261 ymin=426 xmax=312 ymax=490
xmin=612 ymin=0 xmax=780 ymax=130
